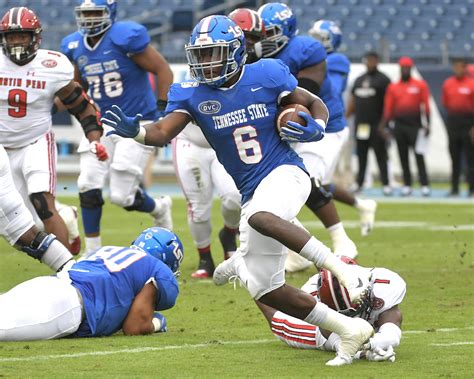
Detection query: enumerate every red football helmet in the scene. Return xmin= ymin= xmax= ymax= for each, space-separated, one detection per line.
xmin=0 ymin=7 xmax=42 ymax=65
xmin=317 ymin=256 xmax=371 ymax=318
xmin=228 ymin=8 xmax=266 ymax=63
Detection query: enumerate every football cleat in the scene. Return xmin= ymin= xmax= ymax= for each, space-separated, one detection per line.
xmin=191 ymin=269 xmax=212 ymax=279
xmin=213 ymin=251 xmax=245 ymax=286
xmin=401 ymin=186 xmax=412 ymax=197
xmin=358 ymin=199 xmax=377 ymax=237
xmin=151 ymin=196 xmax=173 ymax=231
xmin=326 ymin=318 xmax=374 ymax=366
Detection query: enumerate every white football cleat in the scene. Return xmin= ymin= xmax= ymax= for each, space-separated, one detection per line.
xmin=338 ymin=265 xmax=372 ymax=304
xmin=358 ymin=199 xmax=377 ymax=237
xmin=151 ymin=196 xmax=173 ymax=230
xmin=326 ymin=318 xmax=374 ymax=366
xmin=213 ymin=251 xmax=245 ymax=287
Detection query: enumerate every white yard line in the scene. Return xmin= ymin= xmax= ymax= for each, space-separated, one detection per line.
xmin=301 ymin=220 xmax=474 ymax=231
xmin=431 ymin=342 xmax=474 ymax=346
xmin=1 ymin=326 xmax=473 ymax=363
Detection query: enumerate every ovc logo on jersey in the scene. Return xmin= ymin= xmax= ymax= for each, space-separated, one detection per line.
xmin=78 ymin=55 xmax=88 ymax=67
xmin=41 ymin=59 xmax=57 ymax=68
xmin=274 ymin=9 xmax=292 ymax=21
xmin=199 ymin=100 xmax=221 ymax=114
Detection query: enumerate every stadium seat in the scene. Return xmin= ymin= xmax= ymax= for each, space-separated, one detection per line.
xmin=171 ymin=9 xmax=194 ymax=32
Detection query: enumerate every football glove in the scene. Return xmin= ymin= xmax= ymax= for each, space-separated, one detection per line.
xmin=355 ymin=346 xmax=396 ymax=362
xmin=102 ymin=105 xmax=143 ymax=138
xmin=152 ymin=312 xmax=168 ymax=333
xmin=89 ymin=141 xmax=108 ymax=161
xmin=280 ymin=112 xmax=325 ymax=142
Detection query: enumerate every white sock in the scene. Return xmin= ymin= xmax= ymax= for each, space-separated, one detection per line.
xmin=304 ymin=302 xmax=350 ymax=337
xmin=327 ymin=222 xmax=350 ymax=247
xmin=299 ymin=236 xmax=331 ymax=267
xmin=41 ymin=240 xmax=74 ymax=271
xmin=85 ymin=236 xmax=101 ymax=255
xmin=188 ymin=219 xmax=212 ymax=248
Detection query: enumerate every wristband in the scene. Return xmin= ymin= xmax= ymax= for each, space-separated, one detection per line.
xmin=315 ymin=118 xmax=327 ymax=130
xmin=134 ymin=126 xmax=147 ymax=144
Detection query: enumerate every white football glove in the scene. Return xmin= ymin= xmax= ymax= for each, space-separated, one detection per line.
xmin=354 ymin=346 xmax=396 ymax=362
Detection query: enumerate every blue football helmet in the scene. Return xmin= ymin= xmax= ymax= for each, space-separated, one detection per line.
xmin=131 ymin=227 xmax=184 ymax=276
xmin=75 ymin=0 xmax=117 ymax=37
xmin=258 ymin=2 xmax=297 ymax=57
xmin=185 ymin=15 xmax=247 ymax=87
xmin=308 ymin=20 xmax=342 ymax=53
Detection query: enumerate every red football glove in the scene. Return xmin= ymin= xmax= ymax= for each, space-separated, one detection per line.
xmin=90 ymin=141 xmax=108 ymax=161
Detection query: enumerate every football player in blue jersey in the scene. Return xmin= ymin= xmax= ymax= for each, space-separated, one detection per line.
xmin=0 ymin=227 xmax=182 ymax=340
xmin=257 ymin=3 xmax=358 ymax=254
xmin=102 ymin=15 xmax=374 ymax=365
xmin=308 ymin=19 xmax=378 ymax=238
xmin=60 ymin=0 xmax=174 ymax=255
xmin=259 ymin=3 xmax=376 ymax=247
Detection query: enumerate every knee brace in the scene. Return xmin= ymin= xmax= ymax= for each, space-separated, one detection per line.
xmin=305 ymin=178 xmax=333 ymax=212
xmin=17 ymin=231 xmax=55 ymax=261
xmin=123 ymin=189 xmax=145 ymax=211
xmin=29 ymin=192 xmax=53 ymax=220
xmin=79 ymin=189 xmax=104 ymax=209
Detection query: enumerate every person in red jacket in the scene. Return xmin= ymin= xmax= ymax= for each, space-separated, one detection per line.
xmin=379 ymin=56 xmax=431 ymax=196
xmin=441 ymin=58 xmax=474 ymax=197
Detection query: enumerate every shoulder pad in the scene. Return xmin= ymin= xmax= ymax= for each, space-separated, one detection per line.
xmin=60 ymin=32 xmax=82 ymax=57
xmin=328 ymin=53 xmax=351 ymax=74
xmin=109 ymin=21 xmax=150 ymax=53
xmin=249 ymin=59 xmax=292 ymax=89
xmin=168 ymin=82 xmax=198 ymax=102
xmin=371 ymin=268 xmax=407 ymax=310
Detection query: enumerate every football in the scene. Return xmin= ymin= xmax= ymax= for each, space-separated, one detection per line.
xmin=276 ymin=103 xmax=310 ymax=133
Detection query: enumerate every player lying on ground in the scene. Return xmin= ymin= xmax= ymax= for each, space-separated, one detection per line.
xmin=101 ymin=15 xmax=374 ymax=366
xmin=257 ymin=256 xmax=405 ymax=362
xmin=0 ymin=227 xmax=183 ymax=340
xmin=0 ymin=145 xmax=73 ymax=271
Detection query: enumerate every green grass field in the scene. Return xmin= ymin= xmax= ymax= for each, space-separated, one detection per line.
xmin=0 ymin=197 xmax=473 ymax=378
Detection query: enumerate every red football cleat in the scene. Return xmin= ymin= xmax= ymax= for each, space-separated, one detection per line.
xmin=191 ymin=269 xmax=212 ymax=279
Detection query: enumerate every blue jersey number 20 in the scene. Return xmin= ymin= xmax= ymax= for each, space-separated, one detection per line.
xmin=87 ymin=246 xmax=146 ymax=272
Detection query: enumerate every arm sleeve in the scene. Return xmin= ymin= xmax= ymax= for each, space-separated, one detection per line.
xmin=153 ymin=267 xmax=179 ymax=310
xmin=165 ymin=83 xmax=193 ymax=117
xmin=369 ymin=322 xmax=402 ymax=350
xmin=268 ymin=59 xmax=298 ymax=102
xmin=421 ymin=81 xmax=431 ymax=117
xmin=441 ymin=81 xmax=447 ymax=108
xmin=383 ymin=84 xmax=395 ymax=120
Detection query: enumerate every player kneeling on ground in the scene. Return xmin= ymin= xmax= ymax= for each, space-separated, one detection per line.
xmin=257 ymin=256 xmax=405 ymax=362
xmin=0 ymin=227 xmax=183 ymax=340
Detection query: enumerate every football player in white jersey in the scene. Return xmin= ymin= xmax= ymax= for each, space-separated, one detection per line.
xmin=257 ymin=256 xmax=405 ymax=362
xmin=0 ymin=7 xmax=107 ymax=254
xmin=174 ymin=125 xmax=240 ymax=278
xmin=1 ymin=145 xmax=74 ymax=271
